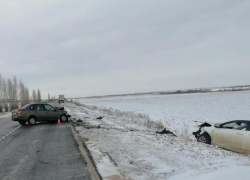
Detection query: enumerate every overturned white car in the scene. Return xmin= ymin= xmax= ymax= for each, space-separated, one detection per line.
xmin=193 ymin=120 xmax=250 ymax=154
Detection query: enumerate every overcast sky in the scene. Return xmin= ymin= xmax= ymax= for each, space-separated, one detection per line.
xmin=0 ymin=0 xmax=250 ymax=98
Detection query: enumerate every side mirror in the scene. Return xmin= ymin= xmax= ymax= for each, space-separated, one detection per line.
xmin=214 ymin=123 xmax=221 ymax=128
xmin=54 ymin=109 xmax=57 ymax=112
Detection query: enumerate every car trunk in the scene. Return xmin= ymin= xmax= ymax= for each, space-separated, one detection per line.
xmin=12 ymin=109 xmax=19 ymax=117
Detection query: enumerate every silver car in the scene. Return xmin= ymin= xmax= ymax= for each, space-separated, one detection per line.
xmin=12 ymin=103 xmax=69 ymax=125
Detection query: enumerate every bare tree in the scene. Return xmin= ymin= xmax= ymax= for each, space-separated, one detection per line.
xmin=12 ymin=76 xmax=18 ymax=101
xmin=0 ymin=73 xmax=3 ymax=99
xmin=32 ymin=89 xmax=37 ymax=103
xmin=48 ymin=93 xmax=50 ymax=102
xmin=0 ymin=73 xmax=42 ymax=110
xmin=2 ymin=78 xmax=8 ymax=111
xmin=12 ymin=76 xmax=18 ymax=108
xmin=0 ymin=73 xmax=3 ymax=112
xmin=24 ymin=87 xmax=30 ymax=105
xmin=7 ymin=78 xmax=13 ymax=100
xmin=37 ymin=89 xmax=41 ymax=103
xmin=19 ymin=80 xmax=25 ymax=106
xmin=7 ymin=78 xmax=17 ymax=110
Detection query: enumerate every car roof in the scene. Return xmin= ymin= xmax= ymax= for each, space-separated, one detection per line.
xmin=222 ymin=120 xmax=250 ymax=124
xmin=27 ymin=103 xmax=51 ymax=106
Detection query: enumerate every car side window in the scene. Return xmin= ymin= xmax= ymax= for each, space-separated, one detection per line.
xmin=245 ymin=125 xmax=250 ymax=131
xmin=34 ymin=104 xmax=45 ymax=111
xmin=222 ymin=121 xmax=248 ymax=130
xmin=29 ymin=105 xmax=35 ymax=110
xmin=44 ymin=104 xmax=55 ymax=111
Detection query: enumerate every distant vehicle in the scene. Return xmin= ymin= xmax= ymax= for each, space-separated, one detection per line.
xmin=193 ymin=120 xmax=250 ymax=154
xmin=11 ymin=103 xmax=70 ymax=125
xmin=58 ymin=95 xmax=64 ymax=103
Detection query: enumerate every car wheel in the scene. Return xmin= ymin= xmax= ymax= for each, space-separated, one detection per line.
xmin=18 ymin=120 xmax=26 ymax=125
xmin=60 ymin=115 xmax=68 ymax=123
xmin=197 ymin=133 xmax=211 ymax=144
xmin=28 ymin=117 xmax=37 ymax=125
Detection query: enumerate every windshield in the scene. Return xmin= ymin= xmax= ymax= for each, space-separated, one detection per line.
xmin=21 ymin=104 xmax=30 ymax=109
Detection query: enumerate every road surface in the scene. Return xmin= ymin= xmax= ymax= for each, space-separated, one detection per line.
xmin=0 ymin=114 xmax=92 ymax=180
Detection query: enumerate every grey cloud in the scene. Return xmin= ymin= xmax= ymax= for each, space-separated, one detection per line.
xmin=0 ymin=0 xmax=250 ymax=98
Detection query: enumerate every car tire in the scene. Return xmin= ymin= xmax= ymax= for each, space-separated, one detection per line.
xmin=60 ymin=115 xmax=68 ymax=123
xmin=197 ymin=133 xmax=211 ymax=144
xmin=28 ymin=117 xmax=37 ymax=125
xmin=18 ymin=120 xmax=26 ymax=125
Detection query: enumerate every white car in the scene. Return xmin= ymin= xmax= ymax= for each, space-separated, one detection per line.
xmin=193 ymin=120 xmax=250 ymax=154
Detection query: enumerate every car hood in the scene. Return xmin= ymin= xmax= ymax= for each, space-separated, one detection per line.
xmin=55 ymin=106 xmax=64 ymax=111
xmin=60 ymin=110 xmax=67 ymax=114
xmin=203 ymin=126 xmax=216 ymax=131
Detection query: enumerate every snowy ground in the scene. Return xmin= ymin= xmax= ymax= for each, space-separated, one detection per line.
xmin=66 ymin=102 xmax=250 ymax=180
xmin=77 ymin=91 xmax=250 ymax=139
xmin=0 ymin=112 xmax=11 ymax=119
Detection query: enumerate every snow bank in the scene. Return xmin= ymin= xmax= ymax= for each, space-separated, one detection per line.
xmin=170 ymin=165 xmax=250 ymax=180
xmin=77 ymin=91 xmax=250 ymax=139
xmin=66 ymin=103 xmax=250 ymax=180
xmin=0 ymin=112 xmax=11 ymax=119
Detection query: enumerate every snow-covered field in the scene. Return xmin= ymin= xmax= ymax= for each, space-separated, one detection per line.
xmin=77 ymin=91 xmax=250 ymax=138
xmin=66 ymin=97 xmax=250 ymax=180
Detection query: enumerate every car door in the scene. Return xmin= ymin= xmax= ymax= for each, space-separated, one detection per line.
xmin=242 ymin=125 xmax=250 ymax=154
xmin=34 ymin=104 xmax=46 ymax=121
xmin=27 ymin=104 xmax=35 ymax=116
xmin=232 ymin=130 xmax=246 ymax=153
xmin=213 ymin=121 xmax=247 ymax=152
xmin=44 ymin=104 xmax=59 ymax=121
xmin=212 ymin=128 xmax=234 ymax=149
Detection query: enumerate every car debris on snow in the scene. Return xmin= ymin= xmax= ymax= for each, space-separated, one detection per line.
xmin=76 ymin=119 xmax=83 ymax=122
xmin=193 ymin=122 xmax=212 ymax=139
xmin=156 ymin=128 xmax=177 ymax=137
xmin=96 ymin=116 xmax=105 ymax=120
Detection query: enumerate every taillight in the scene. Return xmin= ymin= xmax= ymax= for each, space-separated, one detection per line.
xmin=18 ymin=110 xmax=23 ymax=114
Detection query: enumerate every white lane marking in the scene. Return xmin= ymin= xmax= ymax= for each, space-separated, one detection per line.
xmin=0 ymin=126 xmax=21 ymax=142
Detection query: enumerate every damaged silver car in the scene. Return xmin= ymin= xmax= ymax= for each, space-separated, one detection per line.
xmin=193 ymin=120 xmax=250 ymax=154
xmin=12 ymin=103 xmax=71 ymax=125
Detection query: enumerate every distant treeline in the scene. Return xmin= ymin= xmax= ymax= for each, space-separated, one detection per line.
xmin=74 ymin=85 xmax=250 ymax=100
xmin=159 ymin=89 xmax=212 ymax=95
xmin=0 ymin=72 xmax=42 ymax=112
xmin=159 ymin=86 xmax=250 ymax=95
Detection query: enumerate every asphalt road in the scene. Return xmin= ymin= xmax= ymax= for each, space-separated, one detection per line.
xmin=0 ymin=115 xmax=92 ymax=180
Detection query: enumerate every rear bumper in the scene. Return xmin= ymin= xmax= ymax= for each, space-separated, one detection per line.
xmin=12 ymin=117 xmax=21 ymax=121
xmin=12 ymin=116 xmax=27 ymax=121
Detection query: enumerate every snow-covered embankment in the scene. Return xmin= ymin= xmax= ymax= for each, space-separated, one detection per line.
xmin=66 ymin=102 xmax=250 ymax=180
